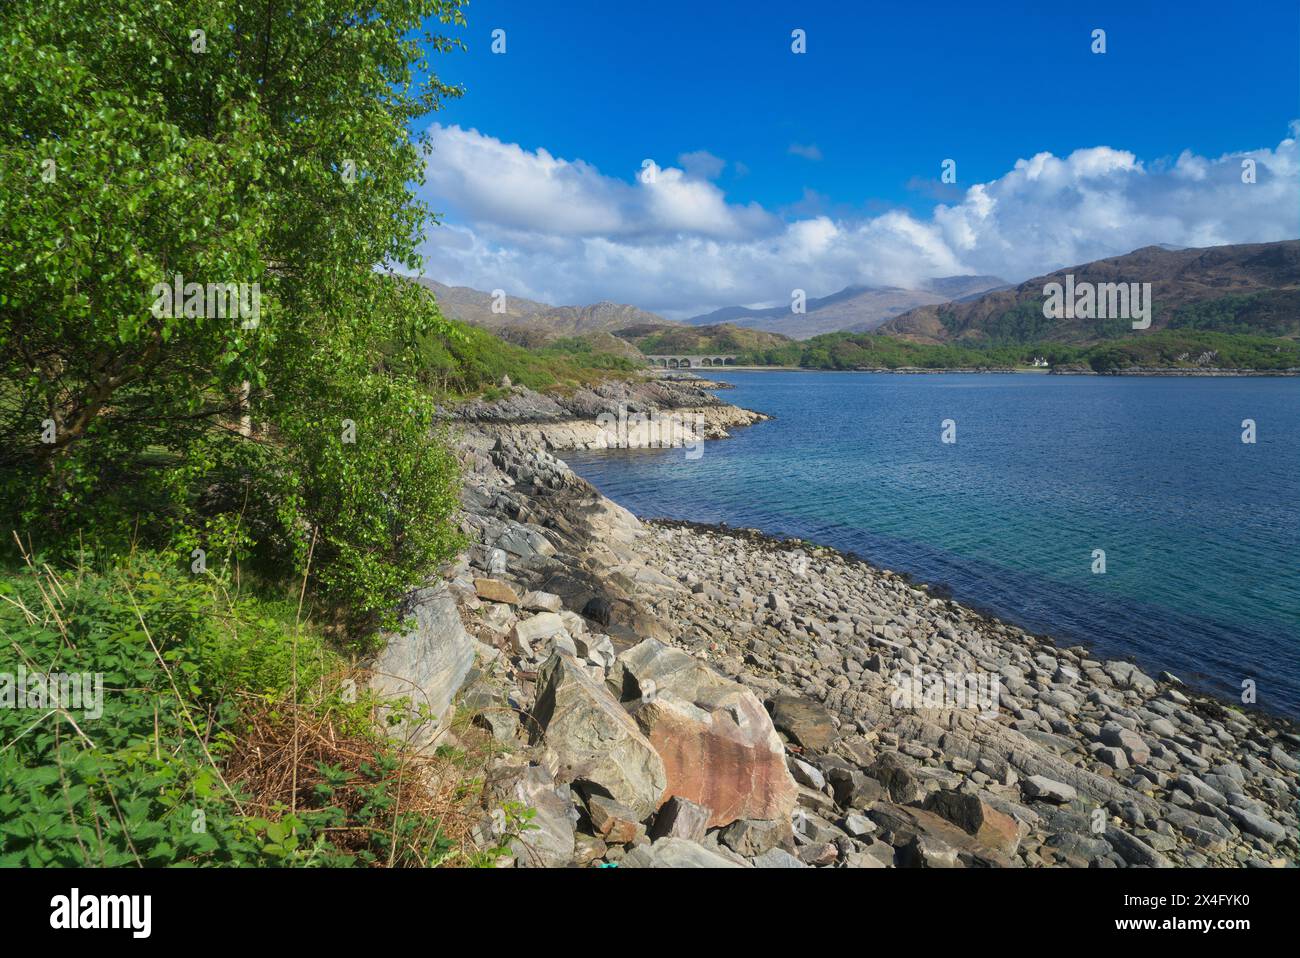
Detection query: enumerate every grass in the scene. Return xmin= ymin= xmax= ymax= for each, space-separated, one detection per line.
xmin=0 ymin=543 xmax=513 ymax=867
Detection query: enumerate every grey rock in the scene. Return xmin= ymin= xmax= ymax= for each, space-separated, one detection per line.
xmin=751 ymin=847 xmax=806 ymax=868
xmin=650 ymin=796 xmax=712 ymax=843
xmin=1227 ymin=806 xmax=1286 ymax=843
xmin=529 ymin=652 xmax=667 ymax=819
xmin=1021 ymin=775 xmax=1078 ymax=804
xmin=369 ymin=584 xmax=475 ymax=748
xmin=719 ymin=818 xmax=790 ymax=857
xmin=621 ymin=837 xmax=745 ymax=868
xmin=1105 ymin=826 xmax=1172 ymax=868
xmin=485 ymin=763 xmax=576 ymax=868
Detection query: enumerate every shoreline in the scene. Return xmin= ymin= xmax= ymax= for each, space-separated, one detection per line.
xmin=646 ymin=517 xmax=1300 ymax=736
xmin=428 ymin=376 xmax=1300 ymax=868
xmin=689 ymin=365 xmax=1299 ymax=377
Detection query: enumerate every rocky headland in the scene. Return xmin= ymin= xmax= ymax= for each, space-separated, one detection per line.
xmin=371 ymin=375 xmax=1299 ymax=868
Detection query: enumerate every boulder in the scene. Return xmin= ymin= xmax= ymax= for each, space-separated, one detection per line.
xmin=866 ymin=751 xmax=928 ymax=805
xmin=867 ymin=802 xmax=1011 ymax=867
xmin=1100 ymin=723 xmax=1151 ymax=764
xmin=1104 ymin=826 xmax=1172 ymax=868
xmin=899 ymin=832 xmax=961 ymax=868
xmin=1021 ymin=775 xmax=1078 ymax=804
xmin=474 ymin=578 xmax=520 ymax=605
xmin=509 ymin=612 xmax=568 ymax=658
xmin=649 ymin=796 xmax=712 ymax=842
xmin=521 ymin=590 xmax=563 ymax=613
xmin=1103 ymin=661 xmax=1157 ymax=693
xmin=751 ymin=847 xmax=806 ymax=868
xmin=611 ymin=639 xmax=798 ymax=828
xmin=1227 ymin=806 xmax=1287 ymax=843
xmin=719 ymin=818 xmax=792 ymax=857
xmin=529 ymin=652 xmax=667 ymax=819
xmin=586 ymin=795 xmax=645 ymax=845
xmin=484 ymin=763 xmax=575 ymax=868
xmin=924 ymin=790 xmax=1024 ymax=856
xmin=827 ymin=766 xmax=885 ymax=808
xmin=369 ymin=584 xmax=474 ymax=748
xmin=1173 ymin=774 xmax=1227 ymax=807
xmin=768 ymin=695 xmax=839 ymax=752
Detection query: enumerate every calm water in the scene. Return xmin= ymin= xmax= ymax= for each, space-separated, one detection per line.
xmin=565 ymin=372 xmax=1300 ymax=717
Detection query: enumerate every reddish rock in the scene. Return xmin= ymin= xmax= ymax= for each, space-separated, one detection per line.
xmin=587 ymin=795 xmax=645 ymax=845
xmin=611 ymin=639 xmax=799 ymax=829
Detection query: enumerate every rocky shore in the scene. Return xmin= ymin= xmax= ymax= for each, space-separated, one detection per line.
xmin=1050 ymin=366 xmax=1300 ymax=377
xmin=441 ymin=375 xmax=767 ymax=451
xmin=372 ymin=377 xmax=1299 ymax=868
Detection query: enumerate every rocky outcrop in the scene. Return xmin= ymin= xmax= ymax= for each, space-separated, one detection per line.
xmin=442 ymin=377 xmax=769 ymax=452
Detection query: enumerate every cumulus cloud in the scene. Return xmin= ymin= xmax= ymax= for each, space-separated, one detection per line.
xmin=415 ymin=122 xmax=1300 ymax=318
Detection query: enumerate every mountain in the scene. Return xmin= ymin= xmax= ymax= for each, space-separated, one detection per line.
xmin=876 ymin=241 xmax=1300 ymax=345
xmin=683 ymin=276 xmax=1007 ymax=340
xmin=412 ymin=278 xmax=676 ymax=337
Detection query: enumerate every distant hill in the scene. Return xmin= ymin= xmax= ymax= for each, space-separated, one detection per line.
xmin=877 ymin=241 xmax=1300 ymax=345
xmin=412 ymin=278 xmax=676 ymax=337
xmin=495 ymin=326 xmax=646 ymax=362
xmin=684 ymin=275 xmax=1007 ymax=340
xmin=614 ymin=322 xmax=794 ymax=355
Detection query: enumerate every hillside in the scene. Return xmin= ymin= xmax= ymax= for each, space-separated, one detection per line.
xmin=685 ymin=275 xmax=1007 ymax=340
xmin=614 ymin=321 xmax=794 ymax=355
xmin=877 ymin=241 xmax=1300 ymax=345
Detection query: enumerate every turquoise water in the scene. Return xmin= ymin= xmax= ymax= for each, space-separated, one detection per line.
xmin=565 ymin=372 xmax=1300 ymax=717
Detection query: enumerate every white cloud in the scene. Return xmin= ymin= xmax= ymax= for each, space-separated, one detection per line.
xmin=788 ymin=142 xmax=823 ymax=161
xmin=415 ymin=123 xmax=1299 ymax=318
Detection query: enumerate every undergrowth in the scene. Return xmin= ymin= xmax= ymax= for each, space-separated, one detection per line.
xmin=0 ymin=545 xmax=518 ymax=867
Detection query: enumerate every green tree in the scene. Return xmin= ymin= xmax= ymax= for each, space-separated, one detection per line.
xmin=1 ymin=0 xmax=468 ymax=626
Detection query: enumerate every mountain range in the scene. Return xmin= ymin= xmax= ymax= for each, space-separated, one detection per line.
xmin=416 ymin=240 xmax=1300 ymax=354
xmin=877 ymin=241 xmax=1300 ymax=344
xmin=683 ymin=276 xmax=1008 ymax=339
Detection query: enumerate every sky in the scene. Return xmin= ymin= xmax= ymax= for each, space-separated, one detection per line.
xmin=413 ymin=0 xmax=1300 ymax=318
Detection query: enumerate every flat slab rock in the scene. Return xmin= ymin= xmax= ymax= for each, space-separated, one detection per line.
xmin=768 ymin=695 xmax=839 ymax=752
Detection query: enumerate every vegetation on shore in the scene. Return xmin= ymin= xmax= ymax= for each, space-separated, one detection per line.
xmin=733 ymin=330 xmax=1300 ymax=373
xmin=0 ymin=0 xmax=625 ymax=866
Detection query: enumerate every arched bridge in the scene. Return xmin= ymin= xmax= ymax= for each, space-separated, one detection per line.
xmin=645 ymin=354 xmax=738 ymax=368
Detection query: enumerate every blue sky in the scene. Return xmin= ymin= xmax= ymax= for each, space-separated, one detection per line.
xmin=415 ymin=0 xmax=1300 ymax=316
